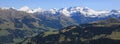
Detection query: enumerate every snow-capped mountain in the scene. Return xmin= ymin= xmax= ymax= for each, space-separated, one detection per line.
xmin=58 ymin=7 xmax=110 ymax=17
xmin=17 ymin=6 xmax=120 ymax=18
xmin=18 ymin=6 xmax=44 ymax=13
xmin=1 ymin=6 xmax=120 ymax=18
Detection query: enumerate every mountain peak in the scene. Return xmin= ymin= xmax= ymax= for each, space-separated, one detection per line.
xmin=19 ymin=6 xmax=33 ymax=13
xmin=49 ymin=8 xmax=57 ymax=14
xmin=110 ymin=10 xmax=119 ymax=13
xmin=19 ymin=6 xmax=30 ymax=11
xmin=33 ymin=8 xmax=43 ymax=13
xmin=59 ymin=8 xmax=71 ymax=16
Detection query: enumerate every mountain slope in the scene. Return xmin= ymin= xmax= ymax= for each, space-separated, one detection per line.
xmin=0 ymin=8 xmax=47 ymax=44
xmin=21 ymin=18 xmax=120 ymax=44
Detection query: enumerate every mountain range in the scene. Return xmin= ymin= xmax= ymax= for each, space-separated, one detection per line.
xmin=1 ymin=6 xmax=120 ymax=28
xmin=0 ymin=6 xmax=120 ymax=44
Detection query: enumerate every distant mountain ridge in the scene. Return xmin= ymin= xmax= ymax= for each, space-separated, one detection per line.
xmin=1 ymin=6 xmax=120 ymax=17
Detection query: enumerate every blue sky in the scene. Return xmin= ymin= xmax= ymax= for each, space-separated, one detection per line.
xmin=0 ymin=0 xmax=120 ymax=10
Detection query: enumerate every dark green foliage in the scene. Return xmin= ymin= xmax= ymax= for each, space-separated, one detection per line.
xmin=89 ymin=38 xmax=120 ymax=44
